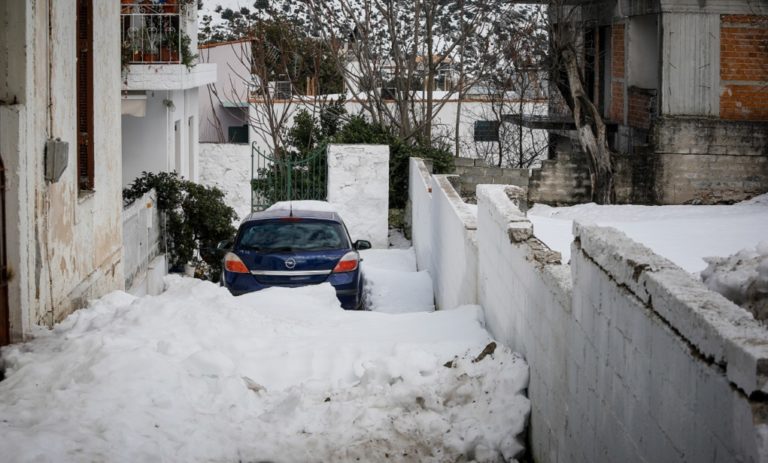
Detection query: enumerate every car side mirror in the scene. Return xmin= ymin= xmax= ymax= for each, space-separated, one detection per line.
xmin=217 ymin=239 xmax=233 ymax=251
xmin=354 ymin=240 xmax=372 ymax=250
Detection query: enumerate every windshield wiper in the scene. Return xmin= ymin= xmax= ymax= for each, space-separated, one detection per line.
xmin=263 ymin=246 xmax=295 ymax=253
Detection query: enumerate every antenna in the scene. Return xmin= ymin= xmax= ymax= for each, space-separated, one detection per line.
xmin=289 ymin=201 xmax=293 ymax=217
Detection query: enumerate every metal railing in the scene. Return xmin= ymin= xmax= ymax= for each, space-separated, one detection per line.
xmin=121 ymin=1 xmax=182 ymax=65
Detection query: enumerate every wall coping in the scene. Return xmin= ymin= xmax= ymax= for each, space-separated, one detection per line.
xmin=574 ymin=222 xmax=768 ymax=396
xmin=478 ymin=185 xmax=572 ymax=304
xmin=410 ymin=157 xmax=433 ymax=194
xmin=432 ymin=175 xmax=477 ymax=231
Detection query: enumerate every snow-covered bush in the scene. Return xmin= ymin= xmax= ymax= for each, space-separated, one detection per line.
xmin=701 ymin=241 xmax=768 ymax=322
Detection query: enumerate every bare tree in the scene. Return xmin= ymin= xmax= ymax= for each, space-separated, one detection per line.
xmin=201 ymin=8 xmax=344 ymax=155
xmin=301 ymin=0 xmax=502 ymax=146
xmin=547 ymin=1 xmax=614 ymax=203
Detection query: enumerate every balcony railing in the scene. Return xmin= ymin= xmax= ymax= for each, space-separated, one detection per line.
xmin=121 ymin=1 xmax=183 ymax=65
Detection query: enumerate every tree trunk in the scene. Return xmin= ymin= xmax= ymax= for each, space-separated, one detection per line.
xmin=561 ymin=48 xmax=613 ymax=204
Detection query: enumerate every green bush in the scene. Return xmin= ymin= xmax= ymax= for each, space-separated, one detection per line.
xmin=123 ymin=172 xmax=237 ymax=281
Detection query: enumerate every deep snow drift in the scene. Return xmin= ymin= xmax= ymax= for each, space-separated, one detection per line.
xmin=701 ymin=241 xmax=768 ymax=322
xmin=0 ymin=276 xmax=529 ymax=462
xmin=528 ymin=194 xmax=768 ymax=273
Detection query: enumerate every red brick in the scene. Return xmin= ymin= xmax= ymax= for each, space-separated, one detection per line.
xmin=720 ymin=85 xmax=768 ymax=121
xmin=612 ymin=24 xmax=625 ymax=79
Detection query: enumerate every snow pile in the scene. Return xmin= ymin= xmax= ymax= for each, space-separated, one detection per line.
xmin=0 ymin=276 xmax=528 ymax=462
xmin=362 ymin=247 xmax=435 ymax=313
xmin=701 ymin=241 xmax=768 ymax=322
xmin=528 ymin=199 xmax=768 ymax=273
xmin=267 ymin=200 xmax=339 ymax=213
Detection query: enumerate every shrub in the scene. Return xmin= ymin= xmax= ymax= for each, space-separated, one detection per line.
xmin=123 ymin=172 xmax=237 ymax=281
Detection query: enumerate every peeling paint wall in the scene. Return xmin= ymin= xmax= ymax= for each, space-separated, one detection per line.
xmin=1 ymin=0 xmax=124 ymax=340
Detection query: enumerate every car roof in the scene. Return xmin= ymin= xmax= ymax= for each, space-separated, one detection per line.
xmin=241 ymin=208 xmax=344 ymax=224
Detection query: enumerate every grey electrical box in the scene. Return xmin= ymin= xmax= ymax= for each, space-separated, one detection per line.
xmin=45 ymin=138 xmax=69 ymax=182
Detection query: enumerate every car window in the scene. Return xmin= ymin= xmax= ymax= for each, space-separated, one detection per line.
xmin=237 ymin=220 xmax=349 ymax=252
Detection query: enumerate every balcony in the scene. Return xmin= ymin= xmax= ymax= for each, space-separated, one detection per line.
xmin=120 ymin=1 xmax=190 ymax=66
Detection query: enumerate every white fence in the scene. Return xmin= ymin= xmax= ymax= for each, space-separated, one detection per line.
xmin=409 ymin=159 xmax=768 ymax=462
xmin=122 ymin=189 xmax=165 ymax=296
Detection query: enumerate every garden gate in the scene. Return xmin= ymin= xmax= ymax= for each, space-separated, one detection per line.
xmin=250 ymin=142 xmax=328 ymax=212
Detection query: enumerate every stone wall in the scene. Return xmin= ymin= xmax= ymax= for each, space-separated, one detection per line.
xmin=198 ymin=143 xmax=253 ymax=222
xmin=327 ymin=145 xmax=390 ymax=248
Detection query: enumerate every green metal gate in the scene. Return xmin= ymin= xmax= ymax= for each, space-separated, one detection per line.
xmin=250 ymin=142 xmax=328 ymax=212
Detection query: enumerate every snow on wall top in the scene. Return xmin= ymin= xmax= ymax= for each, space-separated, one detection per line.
xmin=267 ymin=200 xmax=339 ymax=213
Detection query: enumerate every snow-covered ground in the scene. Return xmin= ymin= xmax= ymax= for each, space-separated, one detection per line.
xmin=362 ymin=247 xmax=435 ymax=313
xmin=0 ymin=256 xmax=529 ymax=461
xmin=528 ymin=194 xmax=768 ymax=274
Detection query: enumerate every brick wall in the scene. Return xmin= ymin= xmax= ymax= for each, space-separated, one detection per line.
xmin=720 ymin=15 xmax=768 ymax=121
xmin=609 ymin=24 xmax=625 ymax=123
xmin=627 ymin=87 xmax=656 ymax=129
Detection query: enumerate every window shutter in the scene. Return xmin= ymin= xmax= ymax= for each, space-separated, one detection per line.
xmin=76 ymin=0 xmax=94 ymax=191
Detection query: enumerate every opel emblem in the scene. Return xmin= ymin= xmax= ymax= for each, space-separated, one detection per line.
xmin=285 ymin=258 xmax=297 ymax=270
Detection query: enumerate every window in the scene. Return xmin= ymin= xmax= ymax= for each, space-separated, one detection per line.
xmin=474 ymin=120 xmax=500 ymax=142
xmin=76 ymin=0 xmax=94 ymax=191
xmin=228 ymin=125 xmax=249 ymax=144
xmin=237 ymin=220 xmax=349 ymax=252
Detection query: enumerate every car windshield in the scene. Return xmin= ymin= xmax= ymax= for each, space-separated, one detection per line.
xmin=237 ymin=219 xmax=349 ymax=252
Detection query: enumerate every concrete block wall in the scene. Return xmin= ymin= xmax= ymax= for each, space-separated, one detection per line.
xmin=429 ymin=175 xmax=478 ymax=310
xmin=476 ymin=185 xmax=571 ymax=463
xmin=651 ymin=117 xmax=768 ymax=204
xmin=453 ymin=157 xmax=529 ymax=199
xmin=528 ymin=152 xmax=592 ymax=206
xmin=571 ymin=223 xmax=768 ymax=462
xmin=441 ymin=183 xmax=768 ymax=463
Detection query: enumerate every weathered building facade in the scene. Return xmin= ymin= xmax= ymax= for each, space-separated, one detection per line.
xmin=535 ymin=0 xmax=768 ymax=205
xmin=0 ymin=0 xmax=125 ymax=344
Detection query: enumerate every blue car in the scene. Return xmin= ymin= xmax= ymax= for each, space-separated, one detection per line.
xmin=220 ymin=207 xmax=371 ymax=310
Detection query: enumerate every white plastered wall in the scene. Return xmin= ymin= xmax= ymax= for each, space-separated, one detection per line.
xmin=122 ymin=87 xmax=199 ymax=187
xmin=326 ymin=144 xmax=389 ymax=248
xmin=429 ymin=175 xmax=478 ymax=310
